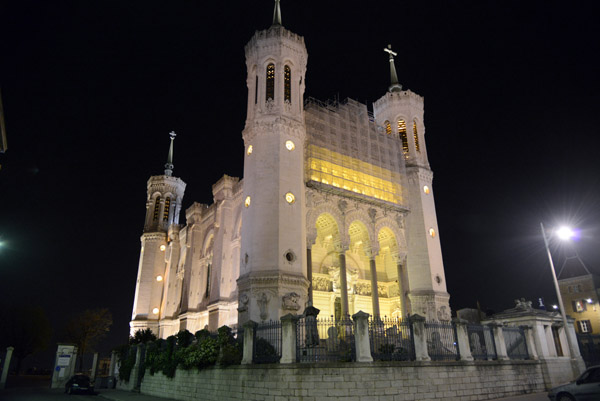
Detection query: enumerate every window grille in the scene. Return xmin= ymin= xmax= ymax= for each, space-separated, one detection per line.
xmin=162 ymin=197 xmax=171 ymax=221
xmin=266 ymin=64 xmax=275 ymax=101
xmin=153 ymin=197 xmax=161 ymax=221
xmin=385 ymin=121 xmax=391 ymax=135
xmin=398 ymin=119 xmax=408 ymax=155
xmin=413 ymin=120 xmax=420 ymax=152
xmin=284 ymin=65 xmax=291 ymax=103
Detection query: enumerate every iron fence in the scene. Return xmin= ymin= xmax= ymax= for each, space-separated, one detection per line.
xmin=467 ymin=324 xmax=496 ymax=360
xmin=503 ymin=326 xmax=528 ymax=360
xmin=296 ymin=316 xmax=355 ymax=362
xmin=577 ymin=334 xmax=600 ymax=367
xmin=252 ymin=320 xmax=281 ymax=364
xmin=369 ymin=317 xmax=414 ymax=361
xmin=424 ymin=320 xmax=459 ymax=361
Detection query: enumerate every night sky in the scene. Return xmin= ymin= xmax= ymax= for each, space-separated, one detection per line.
xmin=1 ymin=1 xmax=600 ymax=368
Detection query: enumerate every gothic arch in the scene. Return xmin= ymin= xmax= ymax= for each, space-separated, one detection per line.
xmin=306 ymin=202 xmax=344 ymax=245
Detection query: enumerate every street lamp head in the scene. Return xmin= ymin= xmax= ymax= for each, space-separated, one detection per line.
xmin=555 ymin=226 xmax=575 ymax=241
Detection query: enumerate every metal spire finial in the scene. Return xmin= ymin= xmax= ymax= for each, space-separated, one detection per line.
xmin=383 ymin=44 xmax=402 ymax=92
xmin=164 ymin=131 xmax=176 ymax=176
xmin=272 ymin=0 xmax=282 ymax=26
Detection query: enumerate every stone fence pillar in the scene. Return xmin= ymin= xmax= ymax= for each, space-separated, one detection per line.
xmin=280 ymin=314 xmax=300 ymax=364
xmin=129 ymin=344 xmax=145 ymax=390
xmin=520 ymin=325 xmax=538 ymax=360
xmin=453 ymin=319 xmax=473 ymax=361
xmin=0 ymin=347 xmax=14 ymax=390
xmin=352 ymin=311 xmax=373 ymax=362
xmin=409 ymin=314 xmax=431 ymax=361
xmin=108 ymin=350 xmax=118 ymax=376
xmin=242 ymin=320 xmax=257 ymax=365
xmin=489 ymin=323 xmax=509 ymax=361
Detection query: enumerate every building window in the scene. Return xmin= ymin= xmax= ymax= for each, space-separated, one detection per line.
xmin=285 ymin=192 xmax=295 ymax=204
xmin=247 ymin=145 xmax=253 ymax=155
xmin=285 ymin=140 xmax=295 ymax=151
xmin=398 ymin=119 xmax=408 ymax=154
xmin=255 ymin=75 xmax=258 ymax=104
xmin=244 ymin=196 xmax=251 ymax=208
xmin=163 ymin=197 xmax=171 ymax=221
xmin=205 ymin=263 xmax=211 ymax=298
xmin=384 ymin=121 xmax=391 ymax=135
xmin=266 ymin=64 xmax=275 ymax=101
xmin=284 ymin=65 xmax=291 ymax=103
xmin=413 ymin=120 xmax=420 ymax=152
xmin=551 ymin=326 xmax=564 ymax=356
xmin=578 ymin=320 xmax=592 ymax=333
xmin=153 ymin=197 xmax=161 ymax=221
xmin=573 ymin=300 xmax=587 ymax=313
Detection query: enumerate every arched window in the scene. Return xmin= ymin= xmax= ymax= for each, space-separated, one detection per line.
xmin=163 ymin=197 xmax=171 ymax=221
xmin=153 ymin=197 xmax=161 ymax=221
xmin=284 ymin=65 xmax=291 ymax=103
xmin=398 ymin=119 xmax=408 ymax=154
xmin=384 ymin=121 xmax=391 ymax=135
xmin=266 ymin=64 xmax=275 ymax=101
xmin=254 ymin=75 xmax=258 ymax=104
xmin=413 ymin=120 xmax=420 ymax=152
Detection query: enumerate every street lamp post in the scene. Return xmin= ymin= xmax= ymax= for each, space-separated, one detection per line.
xmin=540 ymin=222 xmax=579 ymax=364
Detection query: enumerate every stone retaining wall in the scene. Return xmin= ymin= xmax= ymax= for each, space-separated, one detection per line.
xmin=140 ymin=360 xmax=545 ymax=401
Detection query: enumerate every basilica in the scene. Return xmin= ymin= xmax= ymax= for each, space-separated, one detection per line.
xmin=130 ymin=1 xmax=451 ymax=338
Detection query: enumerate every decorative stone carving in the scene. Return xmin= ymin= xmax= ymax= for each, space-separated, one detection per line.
xmin=355 ymin=282 xmax=371 ymax=296
xmin=368 ymin=208 xmax=377 ymax=223
xmin=237 ymin=293 xmax=249 ymax=312
xmin=378 ymin=284 xmax=387 ymax=297
xmin=312 ymin=276 xmax=331 ymax=292
xmin=282 ymin=292 xmax=301 ymax=311
xmin=265 ymin=98 xmax=275 ymax=113
xmin=283 ymin=99 xmax=292 ymax=113
xmin=514 ymin=298 xmax=533 ymax=310
xmin=257 ymin=292 xmax=270 ymax=321
xmin=437 ymin=306 xmax=451 ymax=321
xmin=337 ymin=199 xmax=348 ymax=213
xmin=388 ymin=284 xmax=400 ymax=297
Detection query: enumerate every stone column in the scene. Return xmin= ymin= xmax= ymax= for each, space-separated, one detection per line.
xmin=242 ymin=320 xmax=257 ymax=365
xmin=0 ymin=347 xmax=14 ymax=389
xmin=520 ymin=325 xmax=538 ymax=360
xmin=108 ymin=350 xmax=118 ymax=376
xmin=369 ymin=258 xmax=381 ymax=318
xmin=395 ymin=254 xmax=409 ymax=318
xmin=90 ymin=353 xmax=99 ymax=380
xmin=409 ymin=314 xmax=430 ymax=361
xmin=489 ymin=323 xmax=509 ymax=360
xmin=453 ymin=319 xmax=473 ymax=361
xmin=129 ymin=344 xmax=145 ymax=390
xmin=352 ymin=311 xmax=373 ymax=362
xmin=280 ymin=314 xmax=300 ymax=364
xmin=339 ymin=252 xmax=349 ymax=318
xmin=307 ymin=247 xmax=313 ymax=305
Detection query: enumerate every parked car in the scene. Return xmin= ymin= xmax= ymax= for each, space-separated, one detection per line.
xmin=64 ymin=374 xmax=94 ymax=395
xmin=547 ymin=365 xmax=600 ymax=400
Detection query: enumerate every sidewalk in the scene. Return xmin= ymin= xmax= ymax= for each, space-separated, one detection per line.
xmin=97 ymin=389 xmax=175 ymax=401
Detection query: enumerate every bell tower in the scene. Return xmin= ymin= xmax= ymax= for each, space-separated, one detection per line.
xmin=237 ymin=0 xmax=310 ymax=324
xmin=373 ymin=46 xmax=451 ymax=321
xmin=131 ymin=132 xmax=187 ymax=335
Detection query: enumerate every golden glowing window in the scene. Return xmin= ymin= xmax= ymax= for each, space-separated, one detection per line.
xmin=247 ymin=145 xmax=253 ymax=155
xmin=266 ymin=63 xmax=275 ymax=101
xmin=385 ymin=121 xmax=391 ymax=135
xmin=429 ymin=228 xmax=436 ymax=238
xmin=163 ymin=197 xmax=171 ymax=221
xmin=398 ymin=119 xmax=408 ymax=154
xmin=153 ymin=197 xmax=161 ymax=221
xmin=285 ymin=140 xmax=295 ymax=151
xmin=284 ymin=65 xmax=291 ymax=103
xmin=285 ymin=192 xmax=295 ymax=204
xmin=413 ymin=120 xmax=420 ymax=152
xmin=423 ymin=185 xmax=430 ymax=194
xmin=244 ymin=196 xmax=251 ymax=208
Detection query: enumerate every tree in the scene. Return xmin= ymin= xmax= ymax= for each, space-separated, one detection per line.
xmin=0 ymin=305 xmax=52 ymax=375
xmin=63 ymin=308 xmax=112 ymax=371
xmin=129 ymin=328 xmax=157 ymax=345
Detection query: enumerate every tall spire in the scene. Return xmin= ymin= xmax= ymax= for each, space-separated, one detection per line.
xmin=272 ymin=0 xmax=282 ymax=26
xmin=164 ymin=131 xmax=176 ymax=176
xmin=384 ymin=44 xmax=402 ymax=92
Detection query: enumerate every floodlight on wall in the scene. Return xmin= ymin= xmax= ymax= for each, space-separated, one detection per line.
xmin=160 ymin=244 xmax=166 ymax=251
xmin=152 ymin=308 xmax=159 ymax=314
xmin=156 ymin=275 xmax=163 ymax=282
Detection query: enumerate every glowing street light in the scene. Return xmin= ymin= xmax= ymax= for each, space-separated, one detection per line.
xmin=540 ymin=223 xmax=579 ymax=363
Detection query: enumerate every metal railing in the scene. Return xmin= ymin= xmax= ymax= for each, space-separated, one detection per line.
xmin=296 ymin=316 xmax=355 ymax=362
xmin=369 ymin=317 xmax=414 ymax=361
xmin=467 ymin=324 xmax=496 ymax=360
xmin=424 ymin=320 xmax=459 ymax=361
xmin=252 ymin=320 xmax=281 ymax=364
xmin=503 ymin=326 xmax=528 ymax=360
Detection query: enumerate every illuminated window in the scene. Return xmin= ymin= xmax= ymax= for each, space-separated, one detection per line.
xmin=578 ymin=320 xmax=592 ymax=333
xmin=163 ymin=197 xmax=171 ymax=221
xmin=285 ymin=192 xmax=295 ymax=204
xmin=398 ymin=119 xmax=408 ymax=154
xmin=423 ymin=185 xmax=430 ymax=194
xmin=285 ymin=140 xmax=295 ymax=151
xmin=244 ymin=196 xmax=251 ymax=208
xmin=247 ymin=145 xmax=253 ymax=155
xmin=284 ymin=65 xmax=291 ymax=103
xmin=266 ymin=64 xmax=275 ymax=101
xmin=385 ymin=121 xmax=391 ymax=135
xmin=153 ymin=197 xmax=161 ymax=221
xmin=413 ymin=120 xmax=420 ymax=152
xmin=429 ymin=228 xmax=436 ymax=237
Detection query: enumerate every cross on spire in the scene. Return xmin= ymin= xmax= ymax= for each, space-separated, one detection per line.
xmin=272 ymin=0 xmax=282 ymax=26
xmin=384 ymin=44 xmax=402 ymax=92
xmin=164 ymin=131 xmax=176 ymax=176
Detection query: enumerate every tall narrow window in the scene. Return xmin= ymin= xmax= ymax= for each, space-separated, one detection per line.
xmin=153 ymin=197 xmax=161 ymax=221
xmin=266 ymin=64 xmax=275 ymax=101
xmin=205 ymin=263 xmax=211 ymax=298
xmin=255 ymin=75 xmax=258 ymax=104
xmin=413 ymin=120 xmax=420 ymax=152
xmin=384 ymin=121 xmax=391 ymax=135
xmin=284 ymin=65 xmax=291 ymax=103
xmin=163 ymin=197 xmax=171 ymax=221
xmin=398 ymin=119 xmax=408 ymax=154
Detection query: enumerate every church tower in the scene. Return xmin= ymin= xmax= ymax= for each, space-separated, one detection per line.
xmin=373 ymin=47 xmax=451 ymax=320
xmin=131 ymin=132 xmax=187 ymax=335
xmin=237 ymin=1 xmax=310 ymax=323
